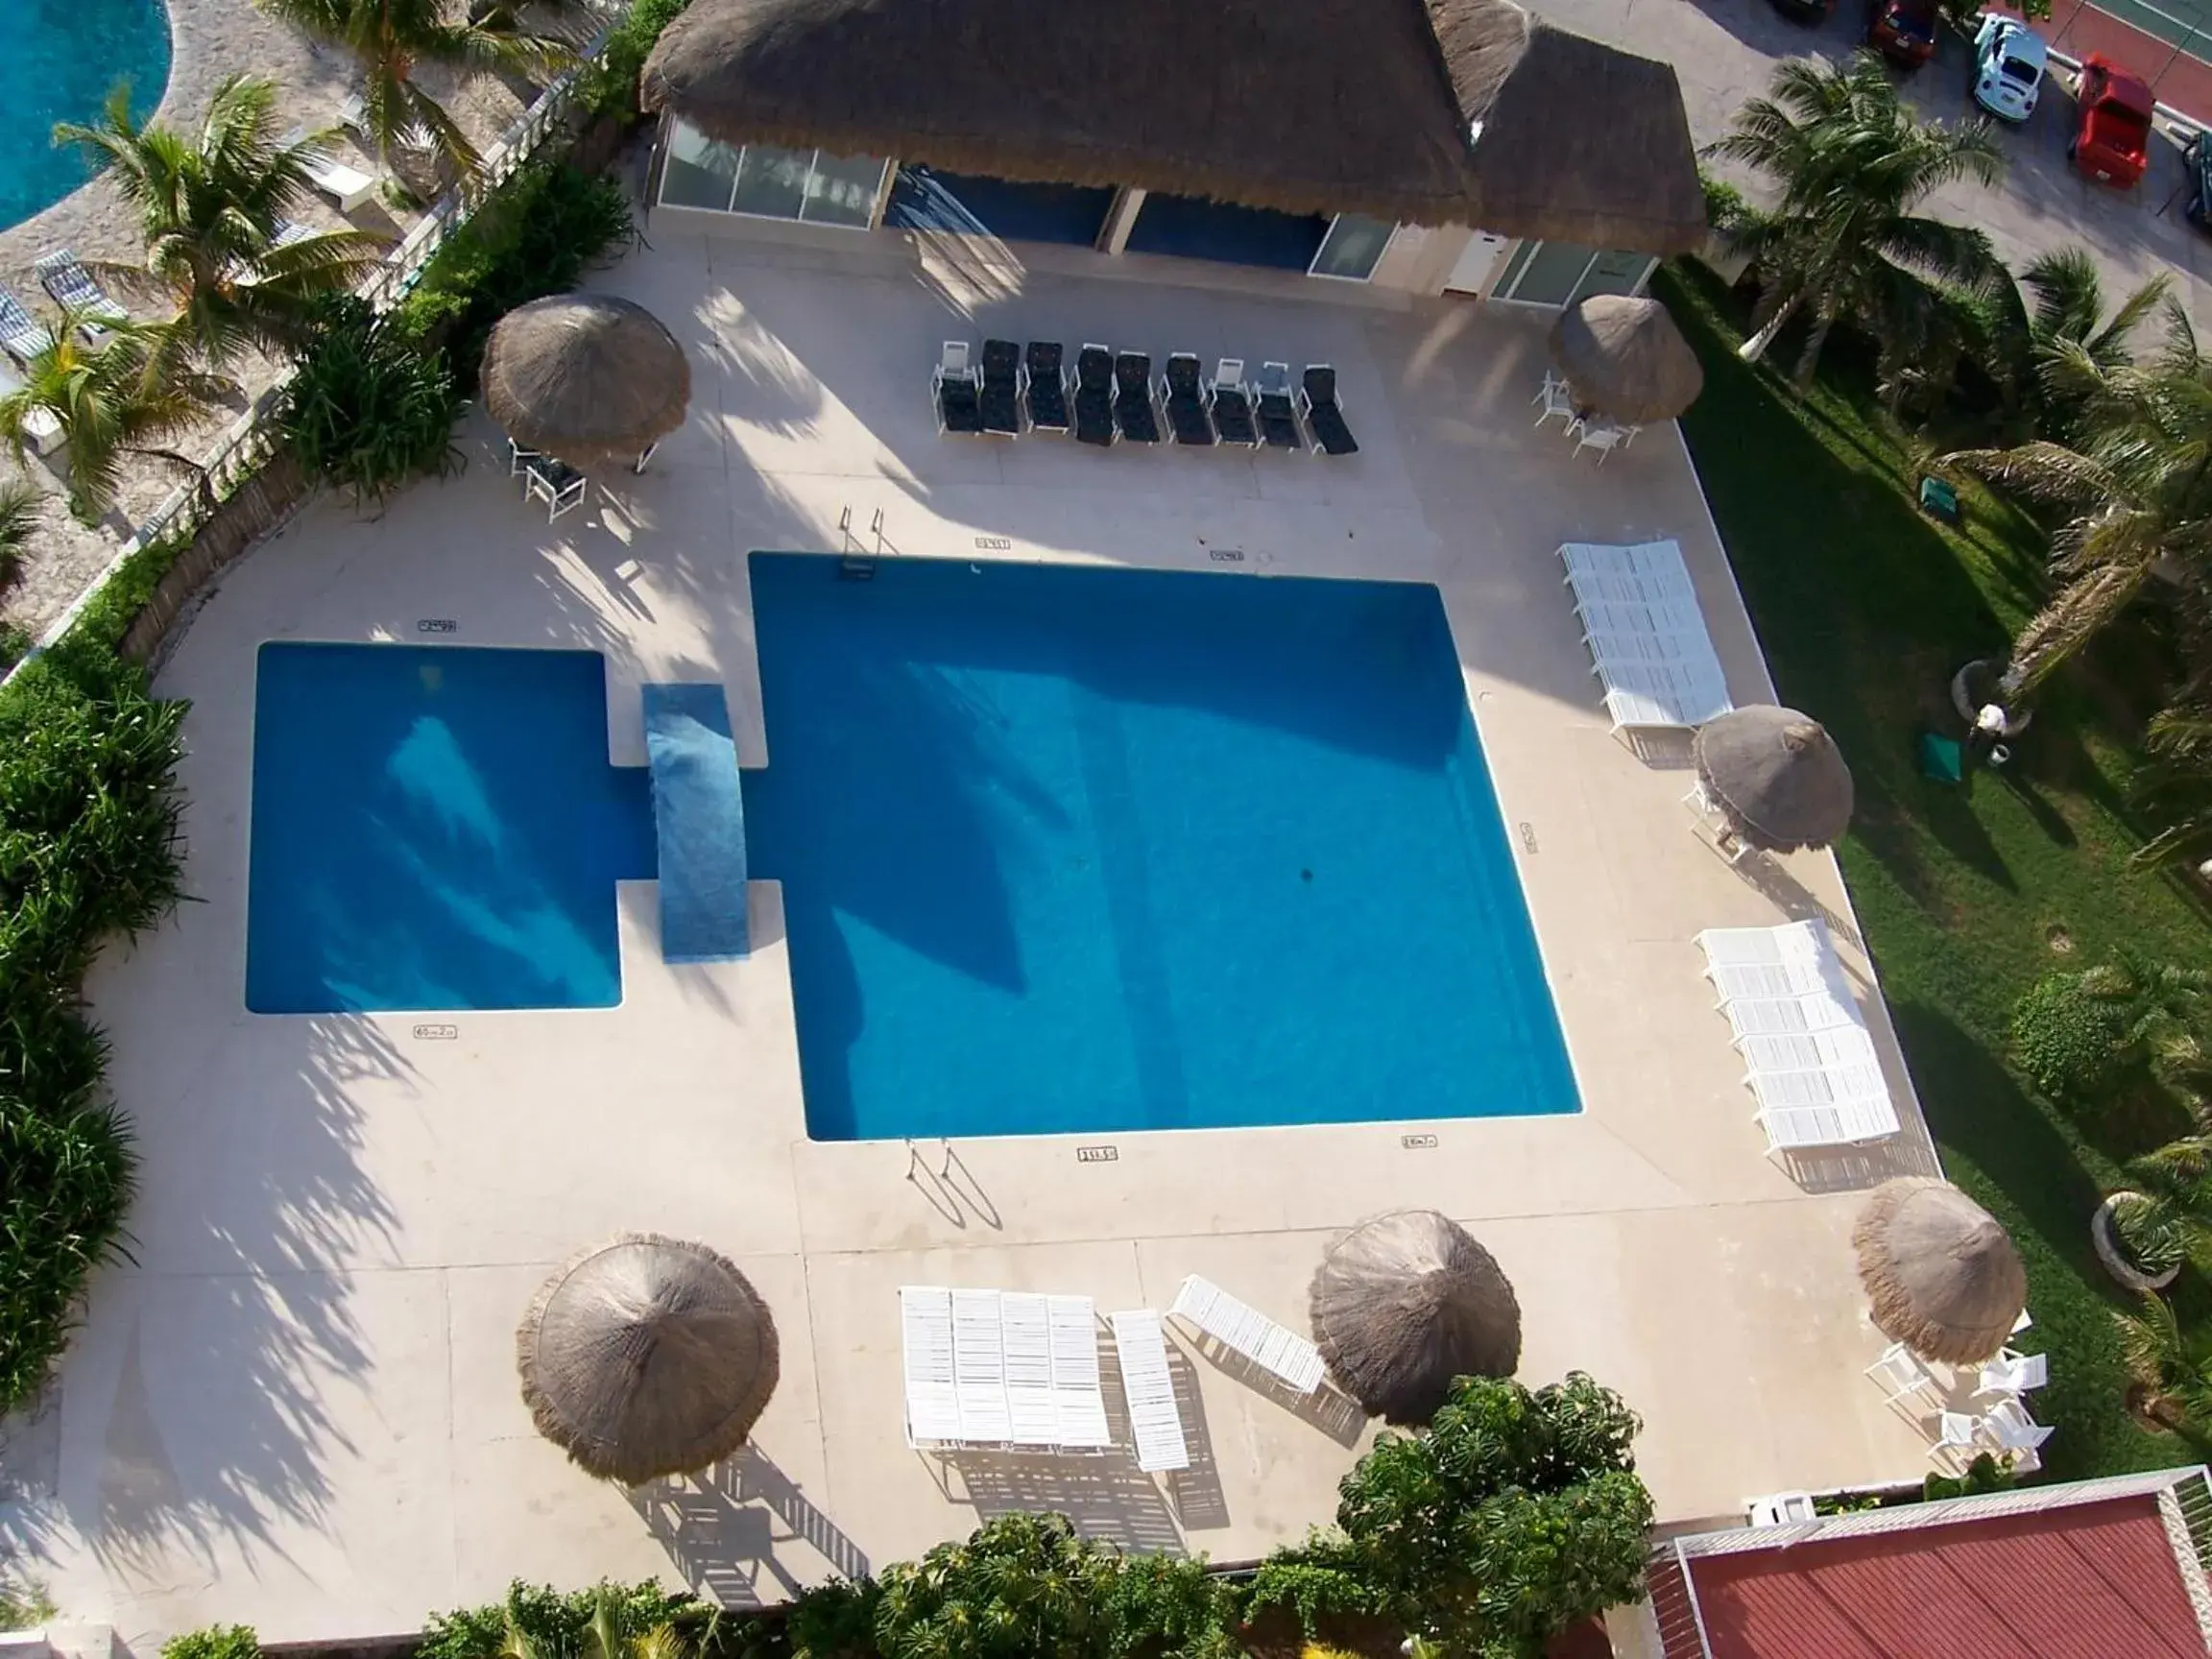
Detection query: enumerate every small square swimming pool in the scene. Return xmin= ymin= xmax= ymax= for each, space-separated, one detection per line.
xmin=743 ymin=553 xmax=1580 ymax=1141
xmin=247 ymin=643 xmax=655 ymax=1014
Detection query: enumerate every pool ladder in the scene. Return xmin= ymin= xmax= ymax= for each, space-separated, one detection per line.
xmin=838 ymin=506 xmax=885 ymax=580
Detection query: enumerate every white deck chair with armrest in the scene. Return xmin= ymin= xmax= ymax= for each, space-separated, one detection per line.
xmin=1169 ymin=1274 xmax=1326 ymax=1394
xmin=999 ymin=1292 xmax=1060 ymax=1446
xmin=1981 ymin=1397 xmax=2052 ymax=1470
xmin=1974 ymin=1349 xmax=2049 ymax=1399
xmin=1047 ymin=1295 xmax=1112 ymax=1448
xmin=1110 ymin=1310 xmax=1190 ymax=1472
xmin=900 ymin=1286 xmax=962 ymax=1447
xmin=950 ymin=1287 xmax=1013 ymax=1445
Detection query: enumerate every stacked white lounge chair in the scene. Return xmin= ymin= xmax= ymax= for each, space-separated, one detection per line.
xmin=902 ymin=1286 xmax=1113 ymax=1452
xmin=1168 ymin=1274 xmax=1327 ymax=1393
xmin=1695 ymin=920 xmax=1901 ymax=1152
xmin=1557 ymin=541 xmax=1733 ymax=732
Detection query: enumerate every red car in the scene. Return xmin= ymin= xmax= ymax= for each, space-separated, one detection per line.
xmin=1865 ymin=0 xmax=1937 ymax=68
xmin=2070 ymin=55 xmax=2155 ymax=188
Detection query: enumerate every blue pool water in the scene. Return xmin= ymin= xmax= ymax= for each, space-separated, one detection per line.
xmin=3 ymin=0 xmax=172 ymax=232
xmin=247 ymin=644 xmax=655 ymax=1014
xmin=743 ymin=554 xmax=1580 ymax=1142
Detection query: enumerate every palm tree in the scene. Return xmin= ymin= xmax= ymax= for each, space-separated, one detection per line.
xmin=2132 ymin=705 xmax=2212 ymax=871
xmin=1948 ymin=306 xmax=2212 ymax=703
xmin=248 ymin=0 xmax=585 ymax=180
xmin=2116 ymin=1292 xmax=2212 ymax=1438
xmin=1968 ymin=248 xmax=2172 ymax=442
xmin=0 ymin=311 xmax=228 ymax=524
xmin=54 ymin=77 xmax=387 ymax=370
xmin=1709 ymin=53 xmax=2005 ymax=386
xmin=0 ymin=481 xmax=38 ymax=589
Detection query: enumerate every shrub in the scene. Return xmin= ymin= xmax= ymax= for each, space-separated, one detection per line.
xmin=1245 ymin=1534 xmax=1390 ymax=1633
xmin=579 ymin=0 xmax=696 ymax=124
xmin=278 ymin=296 xmax=464 ymax=503
xmin=2012 ymin=970 xmax=2130 ymax=1107
xmin=1697 ymin=170 xmax=1746 ymax=238
xmin=0 ymin=658 xmax=185 ymax=1408
xmin=162 ymin=1627 xmax=261 ymax=1659
xmin=421 ymin=1581 xmax=701 ymax=1659
xmin=1330 ymin=1373 xmax=1653 ymax=1659
xmin=0 ymin=1579 xmax=57 ymax=1631
xmin=1922 ymin=1452 xmax=2019 ymax=1503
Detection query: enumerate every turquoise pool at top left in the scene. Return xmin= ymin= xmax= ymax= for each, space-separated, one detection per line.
xmin=3 ymin=0 xmax=173 ymax=232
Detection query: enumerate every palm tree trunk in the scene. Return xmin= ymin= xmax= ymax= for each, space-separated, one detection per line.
xmin=1738 ymin=293 xmax=1801 ymax=363
xmin=1791 ymin=309 xmax=1837 ymax=389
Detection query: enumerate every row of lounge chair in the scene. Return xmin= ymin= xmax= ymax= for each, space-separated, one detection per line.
xmin=933 ymin=340 xmax=1358 ymax=456
xmin=1695 ymin=920 xmax=1902 ymax=1153
xmin=0 ymin=251 xmax=135 ymax=457
xmin=1556 ymin=541 xmax=1734 ymax=733
xmin=900 ymin=1273 xmax=1325 ymax=1473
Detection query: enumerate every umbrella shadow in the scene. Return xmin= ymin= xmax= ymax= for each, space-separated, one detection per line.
xmin=628 ymin=1444 xmax=871 ymax=1608
xmin=1723 ymin=849 xmax=1868 ymax=958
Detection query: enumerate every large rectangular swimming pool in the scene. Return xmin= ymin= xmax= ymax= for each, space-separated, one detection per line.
xmin=742 ymin=554 xmax=1579 ymax=1141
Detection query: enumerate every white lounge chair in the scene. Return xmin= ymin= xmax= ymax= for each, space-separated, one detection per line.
xmin=1047 ymin=1295 xmax=1112 ymax=1449
xmin=1974 ymin=1349 xmax=2049 ymax=1400
xmin=951 ymin=1287 xmax=1013 ymax=1444
xmin=1168 ymin=1274 xmax=1326 ymax=1394
xmin=1000 ymin=1292 xmax=1060 ymax=1447
xmin=1722 ymin=994 xmax=1864 ymax=1042
xmin=284 ymin=126 xmax=377 ymax=212
xmin=1708 ymin=958 xmax=1839 ymax=1005
xmin=34 ymin=251 xmax=127 ymax=334
xmin=1696 ymin=921 xmax=1828 ymax=970
xmin=1758 ymin=1094 xmax=1901 ymax=1152
xmin=1591 ymin=658 xmax=1734 ymax=731
xmin=901 ymin=1286 xmax=962 ymax=1447
xmin=1110 ymin=1310 xmax=1190 ymax=1473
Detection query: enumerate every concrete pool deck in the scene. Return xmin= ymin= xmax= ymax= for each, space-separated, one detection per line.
xmin=6 ymin=226 xmax=1944 ymax=1645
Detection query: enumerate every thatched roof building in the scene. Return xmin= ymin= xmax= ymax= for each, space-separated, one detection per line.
xmin=642 ymin=0 xmax=1705 ymax=255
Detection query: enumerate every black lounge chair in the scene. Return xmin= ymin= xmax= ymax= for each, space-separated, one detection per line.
xmin=1161 ymin=353 xmax=1215 ymax=446
xmin=1300 ymin=364 xmax=1358 ymax=457
xmin=1114 ymin=350 xmax=1160 ymax=445
xmin=933 ymin=339 xmax=983 ymax=436
xmin=1255 ymin=361 xmax=1304 ymax=451
xmin=1208 ymin=357 xmax=1259 ymax=448
xmin=1024 ymin=341 xmax=1069 ymax=433
xmin=1071 ymin=343 xmax=1116 ymax=446
xmin=979 ymin=337 xmax=1022 ymax=436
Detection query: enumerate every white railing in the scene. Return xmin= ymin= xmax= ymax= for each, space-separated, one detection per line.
xmin=1649 ymin=1466 xmax=2212 ymax=1658
xmin=4 ymin=20 xmax=615 ymax=686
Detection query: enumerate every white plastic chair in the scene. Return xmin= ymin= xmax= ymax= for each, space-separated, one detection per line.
xmin=1865 ymin=1342 xmax=1938 ymax=1406
xmin=522 ymin=456 xmax=587 ymax=522
xmin=1983 ymin=1397 xmax=2053 ymax=1469
xmin=1532 ymin=373 xmax=1575 ymax=428
xmin=1974 ymin=1350 xmax=2050 ymax=1400
xmin=1746 ymin=1490 xmax=1816 ymax=1527
xmin=1574 ymin=423 xmax=1627 ymax=465
xmin=1931 ymin=1409 xmax=1984 ymax=1470
xmin=1110 ymin=1310 xmax=1190 ymax=1473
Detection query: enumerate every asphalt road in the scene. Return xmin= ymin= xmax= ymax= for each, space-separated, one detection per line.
xmin=1525 ymin=0 xmax=2212 ymax=326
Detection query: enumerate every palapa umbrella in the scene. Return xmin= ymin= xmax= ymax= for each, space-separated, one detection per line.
xmin=517 ymin=1232 xmax=779 ymax=1483
xmin=1694 ymin=705 xmax=1855 ymax=854
xmin=481 ymin=293 xmax=691 ymax=471
xmin=1548 ymin=294 xmax=1704 ymax=424
xmin=1309 ymin=1209 xmax=1520 ymax=1425
xmin=1854 ymin=1179 xmax=2026 ymax=1365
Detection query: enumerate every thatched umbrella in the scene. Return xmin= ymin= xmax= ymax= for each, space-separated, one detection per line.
xmin=1548 ymin=296 xmax=1704 ymax=423
xmin=481 ymin=294 xmax=690 ymax=471
xmin=517 ymin=1233 xmax=779 ymax=1483
xmin=1854 ymin=1180 xmax=2026 ymax=1365
xmin=1310 ymin=1209 xmax=1521 ymax=1425
xmin=1693 ymin=705 xmax=1855 ymax=854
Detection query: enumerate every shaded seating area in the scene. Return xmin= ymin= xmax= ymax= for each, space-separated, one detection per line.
xmin=1688 ymin=704 xmax=1855 ymax=862
xmin=1161 ymin=353 xmax=1215 ymax=446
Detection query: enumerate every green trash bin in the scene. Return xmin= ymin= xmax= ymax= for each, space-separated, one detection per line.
xmin=1919 ymin=475 xmax=1961 ymax=525
xmin=1918 ymin=730 xmax=1964 ymax=783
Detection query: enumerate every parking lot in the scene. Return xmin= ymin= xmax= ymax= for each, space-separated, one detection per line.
xmin=1526 ymin=0 xmax=2212 ymax=326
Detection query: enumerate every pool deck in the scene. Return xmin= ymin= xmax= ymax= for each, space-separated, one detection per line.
xmin=8 ymin=226 xmax=1946 ymax=1645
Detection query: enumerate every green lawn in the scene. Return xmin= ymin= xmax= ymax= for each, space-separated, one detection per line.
xmin=1655 ymin=262 xmax=2210 ymax=1480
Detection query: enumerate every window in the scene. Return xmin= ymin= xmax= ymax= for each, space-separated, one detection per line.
xmin=658 ymin=120 xmax=888 ymax=228
xmin=1308 ymin=214 xmax=1397 ymax=281
xmin=1490 ymin=239 xmax=1656 ymax=309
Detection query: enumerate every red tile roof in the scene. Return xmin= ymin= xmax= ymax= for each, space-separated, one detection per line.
xmin=1685 ymin=1495 xmax=2206 ymax=1659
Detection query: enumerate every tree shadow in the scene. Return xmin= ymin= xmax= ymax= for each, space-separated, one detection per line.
xmin=629 ymin=1445 xmax=871 ymax=1608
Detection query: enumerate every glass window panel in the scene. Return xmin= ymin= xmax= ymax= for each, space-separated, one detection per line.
xmin=803 ymin=151 xmax=888 ymax=227
xmin=1503 ymin=239 xmax=1597 ymax=306
xmin=729 ymin=143 xmax=813 ymax=219
xmin=1570 ymin=250 xmax=1656 ymax=304
xmin=1309 ymin=213 xmax=1395 ymax=280
xmin=659 ymin=119 xmax=740 ymax=211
